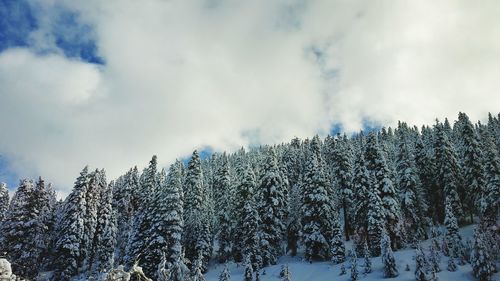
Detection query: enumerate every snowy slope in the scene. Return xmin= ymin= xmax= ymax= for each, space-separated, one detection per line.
xmin=205 ymin=225 xmax=498 ymax=281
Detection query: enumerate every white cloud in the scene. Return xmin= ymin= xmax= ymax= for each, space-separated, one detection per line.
xmin=0 ymin=0 xmax=499 ymax=193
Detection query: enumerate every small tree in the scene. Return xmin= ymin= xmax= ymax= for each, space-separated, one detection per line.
xmin=470 ymin=230 xmax=494 ymax=281
xmin=351 ymin=251 xmax=359 ymax=281
xmin=218 ymin=264 xmax=230 ymax=281
xmin=428 ymin=244 xmax=441 ymax=273
xmin=363 ymin=241 xmax=372 ymax=274
xmin=381 ymin=230 xmax=399 ymax=278
xmin=243 ymin=255 xmax=253 ymax=281
xmin=280 ymin=264 xmax=291 ymax=281
xmin=415 ymin=244 xmax=428 ymax=281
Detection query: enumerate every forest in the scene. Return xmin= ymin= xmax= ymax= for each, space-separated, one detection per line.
xmin=0 ymin=112 xmax=498 ymax=281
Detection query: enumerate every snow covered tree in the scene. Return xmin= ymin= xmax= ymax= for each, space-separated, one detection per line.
xmin=381 ymin=230 xmax=398 ymax=278
xmin=184 ymin=151 xmax=212 ymax=271
xmin=0 ymin=183 xmax=8 ymax=222
xmin=397 ymin=135 xmax=428 ymax=241
xmin=480 ymin=132 xmax=500 ymax=227
xmin=365 ymin=134 xmax=402 ymax=249
xmin=257 ymin=148 xmax=287 ymax=266
xmin=90 ymin=181 xmax=116 ymax=277
xmin=447 ymin=256 xmax=457 ymax=272
xmin=301 ymin=147 xmax=334 ymax=261
xmin=280 ymin=264 xmax=291 ymax=281
xmin=470 ymin=229 xmax=494 ymax=281
xmin=330 ymin=215 xmax=346 ymax=264
xmin=350 ymin=250 xmax=359 ymax=281
xmin=142 ymin=164 xmax=184 ymax=278
xmin=367 ymin=187 xmax=385 ymax=257
xmin=444 ymin=198 xmax=462 ymax=259
xmin=331 ymin=135 xmax=354 ymax=240
xmin=363 ymin=241 xmax=372 ymax=274
xmin=214 ymin=155 xmax=233 ymax=263
xmin=218 ymin=264 xmax=230 ymax=281
xmin=126 ymin=156 xmax=158 ymax=269
xmin=54 ymin=167 xmax=90 ymax=280
xmin=190 ymin=255 xmax=205 ymax=281
xmin=428 ymin=244 xmax=440 ymax=273
xmin=0 ymin=179 xmax=37 ymax=277
xmin=243 ymin=255 xmax=253 ymax=281
xmin=415 ymin=244 xmax=428 ymax=281
xmin=455 ymin=112 xmax=485 ymax=222
xmin=435 ymin=124 xmax=463 ymax=221
xmin=352 ymin=152 xmax=371 ymax=252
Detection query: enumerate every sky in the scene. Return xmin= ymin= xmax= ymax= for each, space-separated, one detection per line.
xmin=1 ymin=0 xmax=499 ymax=196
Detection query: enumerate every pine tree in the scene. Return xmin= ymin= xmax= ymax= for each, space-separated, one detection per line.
xmin=191 ymin=255 xmax=206 ymax=281
xmin=352 ymin=152 xmax=371 ymax=253
xmin=350 ymin=251 xmax=359 ymax=281
xmin=54 ymin=167 xmax=90 ymax=280
xmin=363 ymin=241 xmax=372 ymax=274
xmin=480 ymin=132 xmax=500 ymax=227
xmin=340 ymin=264 xmax=346 ymax=275
xmin=243 ymin=255 xmax=254 ymax=281
xmin=0 ymin=179 xmax=40 ymax=277
xmin=365 ymin=134 xmax=402 ymax=249
xmin=444 ymin=199 xmax=462 ymax=259
xmin=435 ymin=124 xmax=463 ymax=221
xmin=330 ymin=215 xmax=345 ymax=264
xmin=428 ymin=244 xmax=440 ymax=273
xmin=415 ymin=244 xmax=428 ymax=281
xmin=90 ymin=182 xmax=116 ymax=277
xmin=280 ymin=264 xmax=291 ymax=281
xmin=447 ymin=257 xmax=457 ymax=272
xmin=0 ymin=183 xmax=8 ymax=222
xmin=470 ymin=229 xmax=494 ymax=281
xmin=125 ymin=156 xmax=158 ymax=269
xmin=257 ymin=148 xmax=286 ymax=266
xmin=455 ymin=113 xmax=485 ymax=222
xmin=184 ymin=151 xmax=211 ymax=271
xmin=381 ymin=230 xmax=398 ymax=278
xmin=301 ymin=147 xmax=333 ymax=261
xmin=232 ymin=163 xmax=256 ymax=261
xmin=142 ymin=164 xmax=184 ymax=278
xmin=214 ymin=155 xmax=233 ymax=263
xmin=218 ymin=264 xmax=230 ymax=281
xmin=332 ymin=135 xmax=354 ymax=240
xmin=367 ymin=187 xmax=384 ymax=257
xmin=397 ymin=135 xmax=428 ymax=241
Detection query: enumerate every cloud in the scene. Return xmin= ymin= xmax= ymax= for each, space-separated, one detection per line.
xmin=0 ymin=0 xmax=499 ymax=194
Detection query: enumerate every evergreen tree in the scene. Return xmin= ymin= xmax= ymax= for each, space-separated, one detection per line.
xmin=363 ymin=241 xmax=372 ymax=274
xmin=191 ymin=255 xmax=206 ymax=281
xmin=480 ymin=132 xmax=500 ymax=227
xmin=142 ymin=164 xmax=184 ymax=278
xmin=243 ymin=255 xmax=254 ymax=281
xmin=0 ymin=179 xmax=40 ymax=277
xmin=447 ymin=257 xmax=457 ymax=272
xmin=54 ymin=167 xmax=90 ymax=280
xmin=257 ymin=148 xmax=286 ymax=266
xmin=90 ymin=182 xmax=116 ymax=277
xmin=365 ymin=134 xmax=402 ymax=249
xmin=350 ymin=251 xmax=359 ymax=281
xmin=330 ymin=215 xmax=345 ymax=264
xmin=455 ymin=113 xmax=485 ymax=222
xmin=352 ymin=152 xmax=371 ymax=253
xmin=332 ymin=135 xmax=354 ymax=240
xmin=414 ymin=244 xmax=428 ymax=281
xmin=280 ymin=264 xmax=292 ymax=281
xmin=301 ymin=147 xmax=333 ymax=261
xmin=367 ymin=187 xmax=384 ymax=257
xmin=125 ymin=156 xmax=158 ymax=269
xmin=0 ymin=183 xmax=8 ymax=222
xmin=444 ymin=199 xmax=462 ymax=259
xmin=218 ymin=264 xmax=230 ymax=281
xmin=381 ymin=230 xmax=398 ymax=278
xmin=214 ymin=155 xmax=233 ymax=263
xmin=183 ymin=151 xmax=211 ymax=270
xmin=397 ymin=135 xmax=428 ymax=241
xmin=470 ymin=229 xmax=494 ymax=281
xmin=435 ymin=124 xmax=463 ymax=221
xmin=427 ymin=244 xmax=440 ymax=273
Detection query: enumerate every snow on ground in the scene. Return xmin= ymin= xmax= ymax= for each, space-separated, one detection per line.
xmin=205 ymin=224 xmax=498 ymax=281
